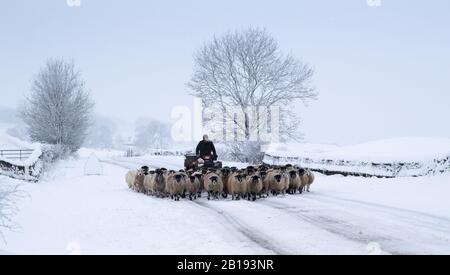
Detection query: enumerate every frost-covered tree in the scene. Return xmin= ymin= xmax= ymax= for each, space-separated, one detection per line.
xmin=188 ymin=28 xmax=316 ymax=143
xmin=134 ymin=119 xmax=172 ymax=152
xmin=19 ymin=59 xmax=94 ymax=152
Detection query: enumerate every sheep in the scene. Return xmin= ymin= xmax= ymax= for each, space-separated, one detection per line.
xmin=190 ymin=171 xmax=203 ymax=198
xmin=143 ymin=170 xmax=156 ymax=195
xmin=305 ymin=169 xmax=315 ymax=192
xmin=125 ymin=170 xmax=137 ymax=190
xmin=267 ymin=170 xmax=288 ymax=196
xmin=125 ymin=168 xmax=146 ymax=193
xmin=287 ymin=169 xmax=302 ymax=194
xmin=258 ymin=170 xmax=269 ymax=197
xmin=219 ymin=167 xmax=232 ymax=198
xmin=166 ymin=172 xmax=187 ymax=201
xmin=203 ymin=172 xmax=223 ymax=200
xmin=134 ymin=170 xmax=146 ymax=193
xmin=298 ymin=168 xmax=309 ymax=194
xmin=186 ymin=173 xmax=202 ymax=200
xmin=153 ymin=169 xmax=167 ymax=198
xmin=247 ymin=175 xmax=263 ymax=201
xmin=227 ymin=172 xmax=247 ymax=200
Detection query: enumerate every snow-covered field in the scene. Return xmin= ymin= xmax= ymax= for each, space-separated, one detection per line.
xmin=1 ymin=149 xmax=450 ymax=255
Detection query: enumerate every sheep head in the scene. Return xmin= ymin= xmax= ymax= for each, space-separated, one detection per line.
xmin=274 ymin=174 xmax=282 ymax=183
xmin=174 ymin=174 xmax=184 ymax=183
xmin=289 ymin=170 xmax=298 ymax=178
xmin=298 ymin=168 xmax=306 ymax=176
xmin=250 ymin=175 xmax=261 ymax=184
xmin=234 ymin=174 xmax=245 ymax=183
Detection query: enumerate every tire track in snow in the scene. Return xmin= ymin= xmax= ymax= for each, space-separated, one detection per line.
xmin=261 ymin=194 xmax=450 ymax=254
xmin=190 ymin=200 xmax=293 ymax=255
xmin=258 ymin=199 xmax=397 ymax=254
xmin=99 ymin=159 xmax=136 ymax=170
xmin=302 ymin=193 xmax=450 ymax=236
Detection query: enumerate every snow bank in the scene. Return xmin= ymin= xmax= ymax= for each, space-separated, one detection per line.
xmin=263 ymin=138 xmax=450 ymax=177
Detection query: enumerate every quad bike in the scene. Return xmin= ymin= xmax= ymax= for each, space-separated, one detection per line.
xmin=184 ymin=154 xmax=223 ymax=170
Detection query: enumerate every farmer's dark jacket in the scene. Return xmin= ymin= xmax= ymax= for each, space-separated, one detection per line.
xmin=196 ymin=140 xmax=217 ymax=158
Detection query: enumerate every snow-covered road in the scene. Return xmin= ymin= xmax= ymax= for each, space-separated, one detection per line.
xmin=1 ymin=151 xmax=450 ymax=255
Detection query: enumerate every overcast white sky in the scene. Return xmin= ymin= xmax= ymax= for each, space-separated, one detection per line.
xmin=1 ymin=0 xmax=449 ymax=145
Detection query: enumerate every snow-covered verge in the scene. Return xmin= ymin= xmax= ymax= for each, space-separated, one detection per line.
xmin=263 ymin=138 xmax=450 ymax=177
xmin=0 ymin=127 xmax=43 ymax=181
xmin=1 ymin=151 xmax=450 ymax=255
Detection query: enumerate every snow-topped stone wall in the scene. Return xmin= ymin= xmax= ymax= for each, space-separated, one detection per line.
xmin=262 ymin=138 xmax=450 ymax=178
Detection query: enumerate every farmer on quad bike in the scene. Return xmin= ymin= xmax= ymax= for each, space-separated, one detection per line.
xmin=195 ymin=135 xmax=218 ymax=167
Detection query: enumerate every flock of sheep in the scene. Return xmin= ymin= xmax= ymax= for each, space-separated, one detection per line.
xmin=125 ymin=164 xmax=315 ymax=201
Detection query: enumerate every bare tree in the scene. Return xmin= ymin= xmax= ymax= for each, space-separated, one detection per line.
xmin=19 ymin=59 xmax=94 ymax=153
xmin=188 ymin=28 xmax=316 ymax=142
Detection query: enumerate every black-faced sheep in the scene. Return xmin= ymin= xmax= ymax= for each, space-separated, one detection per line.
xmin=219 ymin=168 xmax=232 ymax=198
xmin=247 ymin=175 xmax=263 ymax=201
xmin=227 ymin=172 xmax=247 ymax=200
xmin=288 ymin=169 xmax=302 ymax=194
xmin=166 ymin=172 xmax=187 ymax=201
xmin=204 ymin=172 xmax=223 ymax=200
xmin=267 ymin=170 xmax=288 ymax=196
xmin=153 ymin=169 xmax=167 ymax=198
xmin=186 ymin=173 xmax=201 ymax=200
xmin=143 ymin=171 xmax=155 ymax=195
xmin=258 ymin=170 xmax=269 ymax=197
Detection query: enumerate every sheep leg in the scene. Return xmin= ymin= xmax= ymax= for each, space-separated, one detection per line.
xmin=207 ymin=192 xmax=211 ymax=200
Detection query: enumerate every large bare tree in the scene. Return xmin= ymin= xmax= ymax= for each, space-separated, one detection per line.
xmin=19 ymin=59 xmax=94 ymax=152
xmin=188 ymin=28 xmax=316 ymax=143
